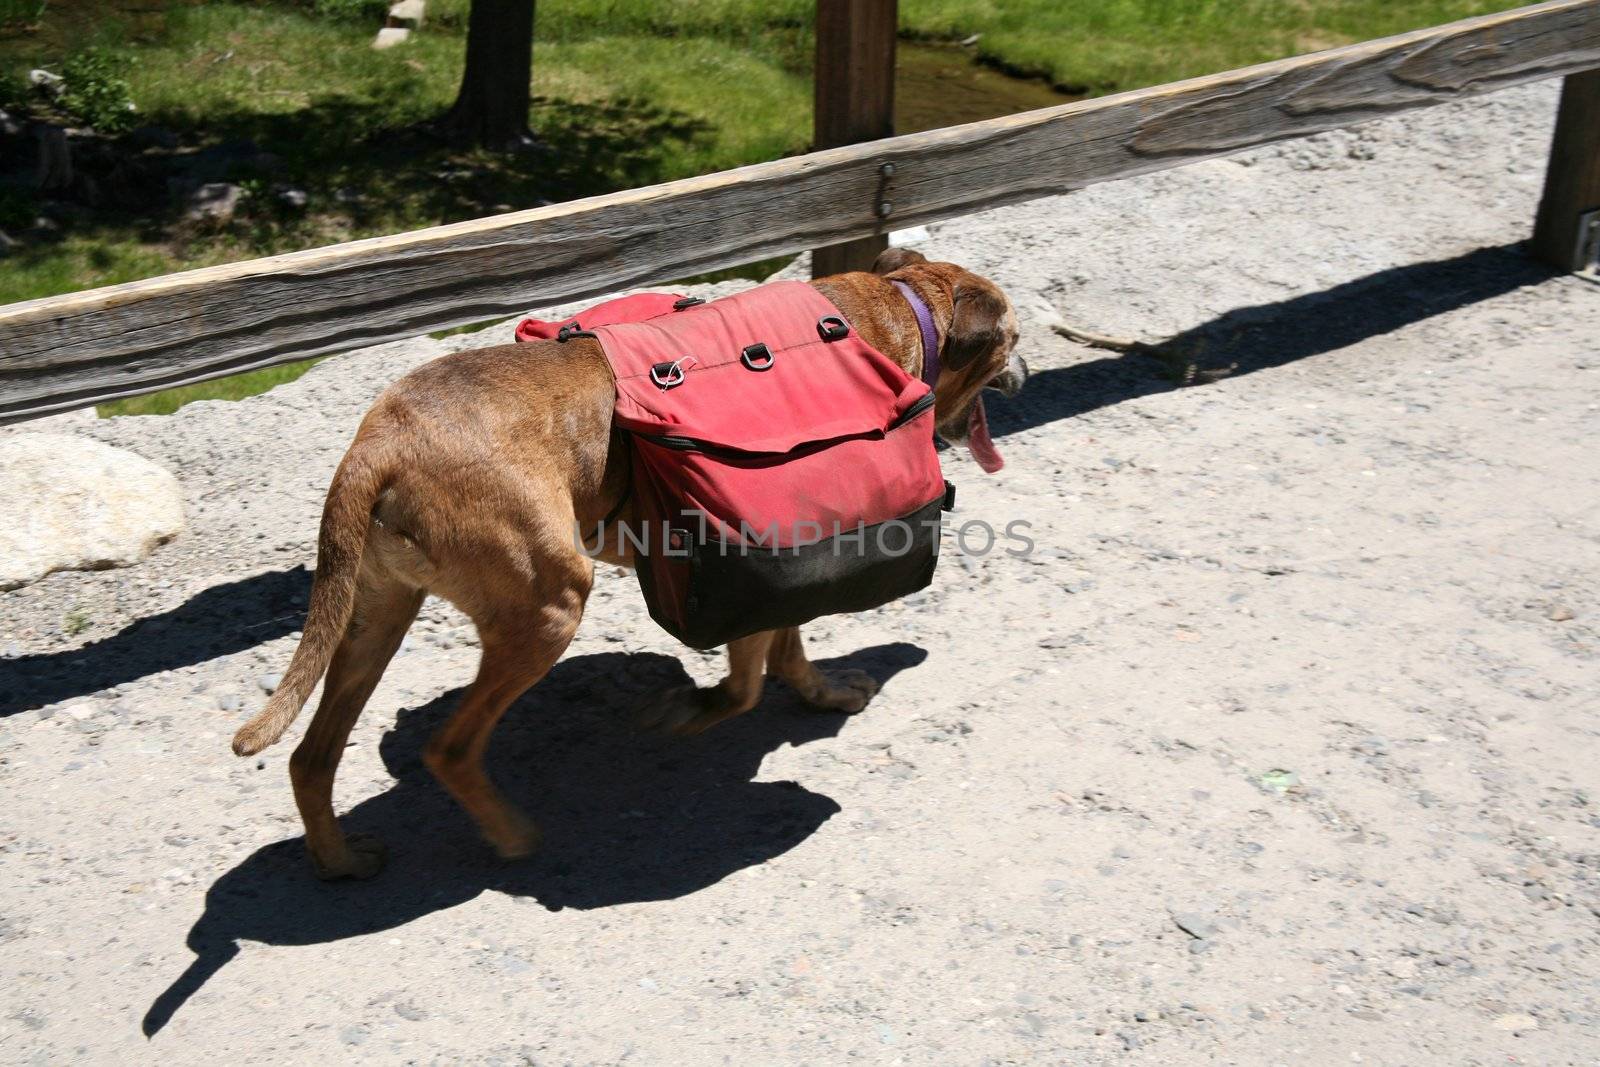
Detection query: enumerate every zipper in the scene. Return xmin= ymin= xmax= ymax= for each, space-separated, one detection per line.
xmin=640 ymin=432 xmax=725 ymax=453
xmin=889 ymin=390 xmax=936 ymax=430
xmin=639 ymin=391 xmax=936 ymax=456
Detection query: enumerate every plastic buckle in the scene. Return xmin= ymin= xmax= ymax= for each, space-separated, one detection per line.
xmin=817 ymin=315 xmax=850 ymax=341
xmin=741 ymin=343 xmax=775 ymax=371
xmin=649 ymin=359 xmax=690 ymax=390
xmin=672 ymin=296 xmax=705 ymax=310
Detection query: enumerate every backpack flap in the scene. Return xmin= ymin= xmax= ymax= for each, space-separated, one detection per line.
xmin=590 ymin=281 xmax=947 ymax=648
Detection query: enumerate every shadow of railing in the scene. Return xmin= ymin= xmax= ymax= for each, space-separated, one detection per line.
xmin=985 ymin=242 xmax=1556 ymax=436
xmin=0 ymin=567 xmax=311 ymax=718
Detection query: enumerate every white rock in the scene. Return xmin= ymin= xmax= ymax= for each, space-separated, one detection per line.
xmin=388 ymin=0 xmax=425 ymax=26
xmin=373 ymin=26 xmax=411 ymax=49
xmin=0 ymin=433 xmax=186 ymax=590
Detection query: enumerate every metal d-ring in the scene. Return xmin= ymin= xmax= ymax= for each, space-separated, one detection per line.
xmin=649 ymin=356 xmax=694 ymax=389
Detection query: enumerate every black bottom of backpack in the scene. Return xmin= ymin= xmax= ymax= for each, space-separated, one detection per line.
xmin=640 ymin=496 xmax=944 ymax=650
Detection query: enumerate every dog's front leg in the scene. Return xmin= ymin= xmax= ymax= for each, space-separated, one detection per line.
xmin=639 ymin=631 xmax=775 ymax=735
xmin=765 ymin=626 xmax=878 ymax=713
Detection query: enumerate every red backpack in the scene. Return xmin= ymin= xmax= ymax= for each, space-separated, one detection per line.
xmin=517 ymin=281 xmax=949 ymax=648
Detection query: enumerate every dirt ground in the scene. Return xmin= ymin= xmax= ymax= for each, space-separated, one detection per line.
xmin=2 ymin=81 xmax=1598 ymax=1064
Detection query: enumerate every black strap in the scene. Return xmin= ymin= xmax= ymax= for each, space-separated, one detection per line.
xmin=584 ymin=444 xmax=634 ymax=553
xmin=600 ymin=477 xmax=632 ymax=527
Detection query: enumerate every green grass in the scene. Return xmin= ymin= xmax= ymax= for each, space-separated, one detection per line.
xmin=0 ymin=236 xmax=193 ymax=303
xmin=0 ymin=0 xmax=1521 ymax=415
xmin=96 ymin=359 xmax=324 ymax=416
xmin=898 ymin=0 xmax=1521 ymax=91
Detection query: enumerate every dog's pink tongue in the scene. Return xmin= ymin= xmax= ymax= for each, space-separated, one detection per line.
xmin=967 ymin=397 xmax=1004 ymax=473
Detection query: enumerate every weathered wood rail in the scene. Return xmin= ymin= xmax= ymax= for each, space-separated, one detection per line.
xmin=2 ymin=0 xmax=1598 ymax=423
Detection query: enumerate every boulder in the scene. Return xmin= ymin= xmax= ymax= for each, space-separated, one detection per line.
xmin=183 ymin=182 xmax=243 ymax=223
xmin=27 ymin=69 xmax=63 ymax=95
xmin=0 ymin=433 xmax=186 ymax=590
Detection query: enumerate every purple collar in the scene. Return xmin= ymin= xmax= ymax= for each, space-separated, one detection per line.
xmin=891 ymin=280 xmax=939 ymax=387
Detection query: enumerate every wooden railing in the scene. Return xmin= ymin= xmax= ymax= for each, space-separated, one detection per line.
xmin=1 ymin=0 xmax=1597 ymax=424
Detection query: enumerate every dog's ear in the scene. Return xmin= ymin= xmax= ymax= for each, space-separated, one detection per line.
xmin=946 ymin=282 xmax=1009 ymax=370
xmin=871 ymin=247 xmax=927 ymax=275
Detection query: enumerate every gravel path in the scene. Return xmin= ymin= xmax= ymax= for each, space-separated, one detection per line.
xmin=3 ymin=81 xmax=1598 ymax=1064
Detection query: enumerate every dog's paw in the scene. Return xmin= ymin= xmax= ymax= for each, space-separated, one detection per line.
xmin=637 ymin=684 xmax=745 ymax=736
xmin=487 ymin=811 xmax=542 ymax=861
xmin=637 ymin=684 xmax=712 ymax=734
xmin=310 ymin=832 xmax=388 ymax=881
xmin=797 ymin=668 xmax=878 ymax=713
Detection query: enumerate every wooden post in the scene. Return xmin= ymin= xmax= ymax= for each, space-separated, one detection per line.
xmin=1531 ymin=69 xmax=1600 ymax=272
xmin=811 ymin=0 xmax=897 ymax=278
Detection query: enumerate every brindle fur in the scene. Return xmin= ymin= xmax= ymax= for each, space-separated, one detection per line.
xmin=231 ymin=250 xmax=1024 ymax=879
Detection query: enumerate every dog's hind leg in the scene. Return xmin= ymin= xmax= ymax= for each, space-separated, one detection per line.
xmin=766 ymin=626 xmax=878 ymax=713
xmin=638 ymin=630 xmax=775 ymax=736
xmin=289 ymin=569 xmax=424 ymax=880
xmin=424 ymin=558 xmax=590 ymax=859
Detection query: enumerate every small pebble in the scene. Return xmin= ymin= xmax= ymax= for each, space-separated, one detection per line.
xmin=1172 ymin=912 xmax=1219 ymax=940
xmin=1385 ymin=958 xmax=1418 ymax=980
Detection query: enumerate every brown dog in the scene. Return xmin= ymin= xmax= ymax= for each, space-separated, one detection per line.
xmin=230 ymin=249 xmax=1025 ymax=879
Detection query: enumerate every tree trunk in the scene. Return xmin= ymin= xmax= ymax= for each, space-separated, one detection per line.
xmin=443 ymin=0 xmax=537 ymax=150
xmin=34 ymin=124 xmax=74 ymax=192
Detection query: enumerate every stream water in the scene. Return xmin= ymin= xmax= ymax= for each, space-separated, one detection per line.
xmin=895 ymin=41 xmax=1079 ymax=133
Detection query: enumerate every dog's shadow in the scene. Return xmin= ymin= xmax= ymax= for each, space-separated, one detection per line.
xmin=142 ymin=643 xmax=924 ymax=1036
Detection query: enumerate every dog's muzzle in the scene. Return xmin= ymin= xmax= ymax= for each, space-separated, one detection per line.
xmin=988 ymin=353 xmax=1029 ymax=398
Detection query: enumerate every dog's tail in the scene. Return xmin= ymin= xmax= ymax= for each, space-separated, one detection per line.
xmin=231 ymin=450 xmax=385 ymax=757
